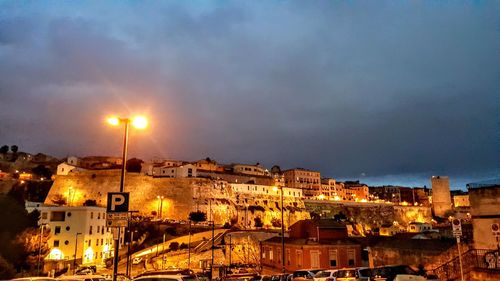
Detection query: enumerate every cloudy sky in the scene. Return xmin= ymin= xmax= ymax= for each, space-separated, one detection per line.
xmin=0 ymin=1 xmax=498 ymax=188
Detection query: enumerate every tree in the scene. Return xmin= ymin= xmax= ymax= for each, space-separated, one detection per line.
xmin=83 ymin=199 xmax=97 ymax=206
xmin=0 ymin=255 xmax=15 ymax=279
xmin=188 ymin=211 xmax=207 ymax=223
xmin=168 ymin=242 xmax=179 ymax=251
xmin=0 ymin=145 xmax=8 ymax=154
xmin=254 ymin=217 xmax=263 ymax=228
xmin=51 ymin=194 xmax=66 ymax=206
xmin=126 ymin=158 xmax=143 ymax=173
xmin=271 ymin=217 xmax=282 ymax=227
xmin=12 ymin=227 xmax=50 ymax=272
xmin=32 ymin=165 xmax=52 ymax=180
xmin=333 ymin=212 xmax=347 ymax=222
xmin=10 ymin=145 xmax=18 ymax=153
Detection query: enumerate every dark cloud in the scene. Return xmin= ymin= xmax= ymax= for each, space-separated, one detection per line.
xmin=0 ymin=1 xmax=498 ymax=187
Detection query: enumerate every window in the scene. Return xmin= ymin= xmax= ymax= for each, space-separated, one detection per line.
xmin=96 ymin=239 xmax=99 ymax=246
xmin=53 ymin=240 xmax=59 ymax=247
xmin=42 ymin=212 xmax=48 ymax=219
xmin=286 ymin=249 xmax=291 ymax=265
xmin=90 ymin=212 xmax=94 ymax=219
xmin=64 ymin=240 xmax=69 ymax=245
xmin=50 ymin=211 xmax=65 ymax=221
xmin=54 ymin=226 xmax=61 ymax=234
xmin=66 ymin=226 xmax=70 ymax=231
xmin=269 ymin=249 xmax=273 ymax=261
xmin=347 ymin=249 xmax=355 ymax=266
xmin=89 ymin=226 xmax=93 ymax=235
xmin=97 ymin=226 xmax=100 ymax=233
xmin=296 ymin=250 xmax=303 ymax=267
xmin=310 ymin=250 xmax=320 ymax=268
xmin=329 ymin=250 xmax=338 ymax=267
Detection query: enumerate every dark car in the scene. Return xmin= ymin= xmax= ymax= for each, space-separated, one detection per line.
xmin=370 ymin=265 xmax=425 ymax=281
xmin=271 ymin=274 xmax=290 ymax=281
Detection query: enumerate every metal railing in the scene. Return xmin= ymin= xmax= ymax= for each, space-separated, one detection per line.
xmin=432 ymin=249 xmax=500 ymax=280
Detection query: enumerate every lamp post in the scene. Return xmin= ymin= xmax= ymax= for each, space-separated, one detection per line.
xmin=273 ymin=186 xmax=285 ymax=274
xmin=157 ymin=195 xmax=164 ymax=219
xmin=107 ymin=115 xmax=148 ymax=281
xmin=73 ymin=232 xmax=82 ymax=274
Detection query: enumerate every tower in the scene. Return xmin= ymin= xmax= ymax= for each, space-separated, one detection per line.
xmin=431 ymin=176 xmax=452 ymax=217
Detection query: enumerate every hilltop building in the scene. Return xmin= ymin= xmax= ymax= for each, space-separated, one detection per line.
xmin=431 ymin=176 xmax=452 ymax=217
xmin=283 ymin=168 xmax=321 ymax=198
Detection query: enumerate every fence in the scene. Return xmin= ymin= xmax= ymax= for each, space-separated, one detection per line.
xmin=432 ymin=249 xmax=500 ymax=280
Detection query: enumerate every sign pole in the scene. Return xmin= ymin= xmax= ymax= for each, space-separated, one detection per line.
xmin=457 ymin=237 xmax=464 ymax=281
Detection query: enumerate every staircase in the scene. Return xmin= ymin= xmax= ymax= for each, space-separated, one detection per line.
xmin=432 ymin=249 xmax=500 ymax=281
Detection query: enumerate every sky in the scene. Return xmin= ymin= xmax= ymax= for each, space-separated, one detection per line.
xmin=0 ymin=1 xmax=498 ymax=188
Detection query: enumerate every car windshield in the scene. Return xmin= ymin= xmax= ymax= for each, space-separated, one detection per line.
xmin=336 ymin=270 xmax=356 ymax=278
xmin=313 ymin=271 xmax=330 ymax=278
xmin=358 ymin=269 xmax=371 ymax=277
xmin=293 ymin=272 xmax=308 ymax=278
xmin=181 ymin=276 xmax=198 ymax=281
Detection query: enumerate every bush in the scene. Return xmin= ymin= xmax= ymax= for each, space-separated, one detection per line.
xmin=169 ymin=242 xmax=179 ymax=251
xmin=189 ymin=211 xmax=207 ymax=223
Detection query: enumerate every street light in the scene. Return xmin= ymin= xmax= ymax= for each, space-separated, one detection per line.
xmin=73 ymin=232 xmax=82 ymax=274
xmin=273 ymin=186 xmax=286 ymax=274
xmin=157 ymin=195 xmax=164 ymax=219
xmin=106 ymin=115 xmax=148 ymax=281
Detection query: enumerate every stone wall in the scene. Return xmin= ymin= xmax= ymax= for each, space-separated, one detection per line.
xmin=45 ymin=170 xmax=309 ymax=227
xmin=304 ymin=201 xmax=432 ymax=233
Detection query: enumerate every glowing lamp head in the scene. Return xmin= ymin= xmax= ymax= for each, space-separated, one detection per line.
xmin=272 ymin=186 xmax=279 ymax=191
xmin=107 ymin=116 xmax=120 ymax=126
xmin=132 ymin=116 xmax=148 ymax=129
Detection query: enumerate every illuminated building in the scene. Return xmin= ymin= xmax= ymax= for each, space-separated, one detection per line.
xmin=38 ymin=206 xmax=118 ymax=266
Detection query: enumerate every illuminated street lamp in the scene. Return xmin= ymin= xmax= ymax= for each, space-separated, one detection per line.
xmin=106 ymin=115 xmax=148 ymax=281
xmin=273 ymin=186 xmax=286 ymax=274
xmin=157 ymin=195 xmax=164 ymax=219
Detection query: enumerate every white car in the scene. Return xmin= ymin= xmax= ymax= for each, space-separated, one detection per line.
xmin=133 ymin=274 xmax=198 ymax=281
xmin=57 ymin=275 xmax=106 ymax=281
xmin=313 ymin=270 xmax=337 ymax=281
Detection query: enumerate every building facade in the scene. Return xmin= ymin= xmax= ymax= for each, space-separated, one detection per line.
xmin=232 ymin=164 xmax=268 ymax=176
xmin=261 ymin=219 xmax=361 ymax=271
xmin=38 ymin=206 xmax=117 ymax=266
xmin=283 ymin=169 xmax=321 ymax=198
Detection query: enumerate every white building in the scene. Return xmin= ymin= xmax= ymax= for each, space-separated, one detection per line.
xmin=38 ymin=206 xmax=118 ymax=265
xmin=230 ymin=183 xmax=303 ymax=198
xmin=56 ymin=162 xmax=87 ymax=175
xmin=232 ymin=164 xmax=269 ymax=176
xmin=154 ymin=164 xmax=197 ymax=178
xmin=407 ymin=222 xmax=433 ymax=233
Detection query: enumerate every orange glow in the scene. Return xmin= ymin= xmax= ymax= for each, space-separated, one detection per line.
xmin=131 ymin=115 xmax=148 ymax=129
xmin=107 ymin=116 xmax=120 ymax=126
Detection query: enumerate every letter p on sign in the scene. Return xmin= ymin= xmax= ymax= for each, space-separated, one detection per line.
xmin=107 ymin=192 xmax=129 ymax=212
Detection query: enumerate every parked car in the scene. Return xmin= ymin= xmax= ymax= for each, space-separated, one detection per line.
xmin=270 ymin=275 xmax=290 ymax=281
xmin=134 ymin=270 xmax=195 ymax=279
xmin=12 ymin=278 xmax=56 ymax=281
xmin=57 ymin=275 xmax=106 ymax=281
xmin=335 ymin=268 xmax=359 ymax=281
xmin=292 ymin=270 xmax=319 ymax=281
xmin=313 ymin=270 xmax=337 ymax=281
xmin=133 ymin=275 xmax=195 ymax=281
xmin=369 ymin=265 xmax=426 ymax=281
xmin=356 ymin=268 xmax=371 ymax=281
